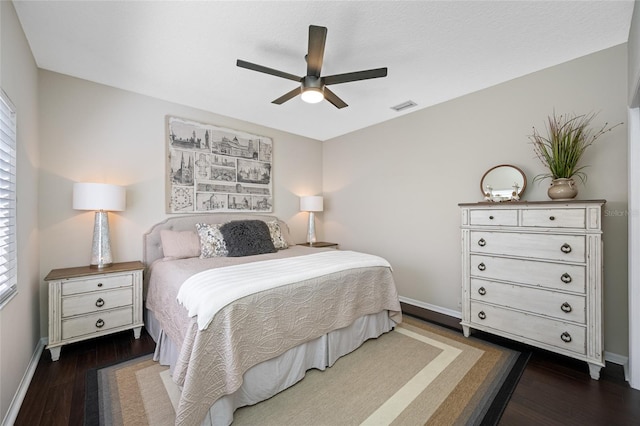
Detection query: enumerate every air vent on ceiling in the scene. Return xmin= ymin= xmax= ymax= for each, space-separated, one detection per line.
xmin=390 ymin=100 xmax=417 ymax=112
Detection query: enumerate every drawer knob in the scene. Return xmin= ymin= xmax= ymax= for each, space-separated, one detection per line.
xmin=478 ymin=311 xmax=486 ymax=320
xmin=561 ymin=302 xmax=573 ymax=313
xmin=489 ymin=215 xmax=494 ymax=220
xmin=560 ymin=273 xmax=572 ymax=284
xmin=95 ymin=319 xmax=105 ymax=328
xmin=560 ymin=332 xmax=572 ymax=343
xmin=477 ymin=238 xmax=486 ymax=247
xmin=97 ymin=283 xmax=103 ymax=288
xmin=95 ymin=298 xmax=105 ymax=308
xmin=560 ymin=243 xmax=572 ymax=254
xmin=477 ymin=263 xmax=486 ymax=271
xmin=478 ymin=287 xmax=486 ymax=296
xmin=549 ymin=216 xmax=556 ymax=221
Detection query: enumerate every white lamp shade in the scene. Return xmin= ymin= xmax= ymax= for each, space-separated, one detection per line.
xmin=300 ymin=195 xmax=323 ymax=212
xmin=73 ymin=183 xmax=126 ymax=212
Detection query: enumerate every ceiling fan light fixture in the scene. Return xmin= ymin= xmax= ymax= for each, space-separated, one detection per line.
xmin=301 ymin=87 xmax=324 ymax=103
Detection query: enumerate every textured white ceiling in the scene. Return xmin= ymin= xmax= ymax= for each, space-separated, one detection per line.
xmin=13 ymin=1 xmax=634 ymax=141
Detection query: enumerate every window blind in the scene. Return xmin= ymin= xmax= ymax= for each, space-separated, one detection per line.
xmin=0 ymin=90 xmax=17 ymax=309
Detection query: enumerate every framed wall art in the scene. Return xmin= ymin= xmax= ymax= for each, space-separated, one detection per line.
xmin=167 ymin=116 xmax=273 ymax=213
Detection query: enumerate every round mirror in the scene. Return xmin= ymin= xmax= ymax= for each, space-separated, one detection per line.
xmin=480 ymin=164 xmax=527 ymax=200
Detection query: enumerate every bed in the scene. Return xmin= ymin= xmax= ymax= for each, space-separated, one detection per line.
xmin=143 ymin=214 xmax=402 ymax=425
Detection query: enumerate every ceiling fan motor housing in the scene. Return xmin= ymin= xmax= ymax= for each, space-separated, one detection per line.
xmin=302 ymin=75 xmax=323 ymax=90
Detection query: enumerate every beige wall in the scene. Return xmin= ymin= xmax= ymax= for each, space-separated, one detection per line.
xmin=37 ymin=70 xmax=323 ymax=336
xmin=0 ymin=1 xmax=41 ymax=423
xmin=323 ymin=45 xmax=630 ymax=356
xmin=629 ymin=1 xmax=640 ymax=105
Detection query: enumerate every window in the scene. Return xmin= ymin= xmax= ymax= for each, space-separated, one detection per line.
xmin=0 ymin=89 xmax=17 ymax=309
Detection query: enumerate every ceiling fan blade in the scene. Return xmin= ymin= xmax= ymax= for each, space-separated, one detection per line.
xmin=323 ymin=67 xmax=388 ymax=86
xmin=272 ymin=87 xmax=301 ymax=105
xmin=237 ymin=59 xmax=301 ymax=82
xmin=306 ymin=25 xmax=327 ymax=77
xmin=323 ymin=87 xmax=348 ymax=109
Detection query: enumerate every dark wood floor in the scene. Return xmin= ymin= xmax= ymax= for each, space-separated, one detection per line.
xmin=14 ymin=309 xmax=640 ymax=426
xmin=15 ymin=330 xmax=155 ymax=426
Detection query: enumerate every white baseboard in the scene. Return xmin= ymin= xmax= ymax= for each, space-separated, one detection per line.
xmin=604 ymin=351 xmax=630 ymax=378
xmin=399 ymin=297 xmax=629 ymax=370
xmin=399 ymin=296 xmax=462 ymax=319
xmin=2 ymin=338 xmax=46 ymax=426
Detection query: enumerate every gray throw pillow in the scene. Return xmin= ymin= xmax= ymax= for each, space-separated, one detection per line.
xmin=219 ymin=220 xmax=277 ymax=257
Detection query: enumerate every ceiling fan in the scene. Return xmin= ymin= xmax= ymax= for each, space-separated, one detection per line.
xmin=236 ymin=25 xmax=387 ymax=109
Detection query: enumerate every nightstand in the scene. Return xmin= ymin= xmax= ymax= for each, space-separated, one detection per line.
xmin=297 ymin=242 xmax=339 ymax=249
xmin=45 ymin=261 xmax=145 ymax=361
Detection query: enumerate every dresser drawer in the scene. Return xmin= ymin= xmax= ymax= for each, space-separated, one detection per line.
xmin=61 ymin=306 xmax=133 ymax=340
xmin=469 ymin=209 xmax=517 ymax=226
xmin=470 ymin=278 xmax=585 ymax=323
xmin=470 ymin=254 xmax=586 ymax=293
xmin=521 ymin=208 xmax=586 ymax=228
xmin=470 ymin=302 xmax=586 ymax=355
xmin=470 ymin=231 xmax=585 ymax=262
xmin=61 ymin=274 xmax=133 ymax=296
xmin=62 ymin=287 xmax=133 ymax=317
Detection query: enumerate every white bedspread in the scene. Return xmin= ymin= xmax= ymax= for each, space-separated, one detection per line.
xmin=177 ymin=250 xmax=392 ymax=330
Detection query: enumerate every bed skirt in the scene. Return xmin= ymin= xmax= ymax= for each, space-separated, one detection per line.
xmin=144 ymin=309 xmax=396 ymax=426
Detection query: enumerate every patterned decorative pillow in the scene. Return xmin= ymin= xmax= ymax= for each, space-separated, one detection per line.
xmin=219 ymin=220 xmax=276 ymax=257
xmin=266 ymin=220 xmax=288 ymax=250
xmin=195 ymin=223 xmax=228 ymax=258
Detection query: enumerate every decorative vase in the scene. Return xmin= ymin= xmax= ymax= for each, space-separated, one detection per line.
xmin=547 ymin=178 xmax=578 ymax=200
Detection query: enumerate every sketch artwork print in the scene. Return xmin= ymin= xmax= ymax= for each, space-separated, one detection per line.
xmin=167 ymin=116 xmax=273 ymax=213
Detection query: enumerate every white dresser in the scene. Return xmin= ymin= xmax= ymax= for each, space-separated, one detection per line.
xmin=45 ymin=261 xmax=144 ymax=361
xmin=459 ymin=200 xmax=605 ymax=379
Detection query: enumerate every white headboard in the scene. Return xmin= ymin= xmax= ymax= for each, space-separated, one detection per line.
xmin=142 ymin=213 xmax=284 ymax=266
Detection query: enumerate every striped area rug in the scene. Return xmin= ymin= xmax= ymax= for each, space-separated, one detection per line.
xmin=85 ymin=316 xmax=528 ymax=425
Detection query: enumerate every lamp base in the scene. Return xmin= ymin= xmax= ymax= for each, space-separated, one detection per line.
xmin=307 ymin=211 xmax=317 ymax=245
xmin=90 ymin=263 xmax=113 ymax=269
xmin=90 ymin=211 xmax=114 ymax=269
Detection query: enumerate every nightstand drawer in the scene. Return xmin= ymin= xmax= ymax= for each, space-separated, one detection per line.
xmin=469 ymin=209 xmax=518 ymax=226
xmin=62 ymin=274 xmax=133 ymax=296
xmin=62 ymin=287 xmax=133 ymax=317
xmin=61 ymin=306 xmax=133 ymax=340
xmin=521 ymin=209 xmax=586 ymax=228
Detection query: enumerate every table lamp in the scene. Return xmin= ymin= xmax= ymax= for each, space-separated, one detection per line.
xmin=73 ymin=183 xmax=126 ymax=268
xmin=300 ymin=195 xmax=323 ymax=245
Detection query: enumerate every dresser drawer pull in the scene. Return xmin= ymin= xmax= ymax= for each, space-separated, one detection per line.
xmin=477 ymin=263 xmax=486 ymax=271
xmin=560 ymin=273 xmax=572 ymax=284
xmin=561 ymin=302 xmax=573 ymax=313
xmin=560 ymin=243 xmax=572 ymax=253
xmin=97 ymin=283 xmax=103 ymax=288
xmin=489 ymin=215 xmax=494 ymax=220
xmin=477 ymin=238 xmax=486 ymax=247
xmin=549 ymin=216 xmax=556 ymax=221
xmin=95 ymin=319 xmax=105 ymax=328
xmin=478 ymin=311 xmax=486 ymax=320
xmin=560 ymin=332 xmax=572 ymax=343
xmin=95 ymin=298 xmax=105 ymax=308
xmin=478 ymin=287 xmax=486 ymax=296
